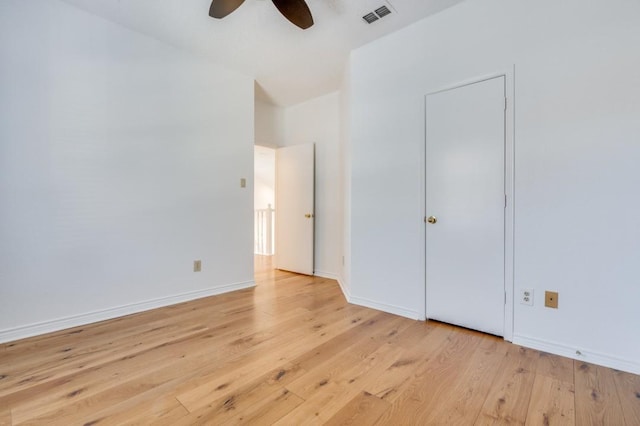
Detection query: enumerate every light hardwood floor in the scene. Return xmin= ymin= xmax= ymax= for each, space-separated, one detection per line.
xmin=1 ymin=256 xmax=638 ymax=425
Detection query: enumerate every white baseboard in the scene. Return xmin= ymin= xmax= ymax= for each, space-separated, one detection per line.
xmin=513 ymin=334 xmax=640 ymax=375
xmin=313 ymin=270 xmax=339 ymax=280
xmin=315 ymin=271 xmax=352 ymax=304
xmin=337 ymin=277 xmax=351 ymax=300
xmin=328 ymin=274 xmax=418 ymax=321
xmin=0 ymin=280 xmax=256 ymax=344
xmin=348 ymin=295 xmax=421 ymax=320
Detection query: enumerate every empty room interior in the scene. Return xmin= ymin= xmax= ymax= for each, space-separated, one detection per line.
xmin=1 ymin=0 xmax=639 ymax=424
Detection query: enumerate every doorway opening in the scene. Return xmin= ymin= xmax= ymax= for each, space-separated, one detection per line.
xmin=254 ymin=145 xmax=276 ymax=276
xmin=253 ymin=143 xmax=316 ymax=279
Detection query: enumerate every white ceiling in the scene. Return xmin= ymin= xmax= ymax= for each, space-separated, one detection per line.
xmin=61 ymin=0 xmax=465 ymax=106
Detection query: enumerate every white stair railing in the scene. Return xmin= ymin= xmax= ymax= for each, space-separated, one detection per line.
xmin=254 ymin=204 xmax=275 ymax=255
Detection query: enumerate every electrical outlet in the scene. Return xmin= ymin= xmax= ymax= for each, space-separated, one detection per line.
xmin=520 ymin=288 xmax=534 ymax=306
xmin=240 ymin=178 xmax=246 ymax=188
xmin=193 ymin=260 xmax=202 ymax=272
xmin=545 ymin=291 xmax=558 ymax=308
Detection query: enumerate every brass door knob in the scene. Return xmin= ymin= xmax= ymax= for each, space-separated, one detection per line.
xmin=305 ymin=213 xmax=314 ymax=218
xmin=427 ymin=216 xmax=437 ymax=224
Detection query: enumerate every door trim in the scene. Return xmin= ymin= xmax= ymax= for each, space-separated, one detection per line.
xmin=421 ymin=67 xmax=515 ymax=342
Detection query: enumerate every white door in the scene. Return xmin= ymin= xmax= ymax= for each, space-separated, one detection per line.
xmin=425 ymin=76 xmax=505 ymax=336
xmin=275 ymin=144 xmax=315 ymax=275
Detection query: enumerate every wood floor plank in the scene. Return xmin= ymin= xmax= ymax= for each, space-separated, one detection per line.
xmin=475 ymin=345 xmax=539 ymax=425
xmin=85 ymin=394 xmax=189 ymax=426
xmin=1 ymin=298 xmax=278 ymax=404
xmin=0 ymin=312 xmax=165 ymax=359
xmin=1 ymin=323 xmax=208 ymax=399
xmin=376 ymin=319 xmax=435 ymax=351
xmin=13 ymin=300 xmax=368 ymax=423
xmin=225 ymin=387 xmax=305 ymax=426
xmin=176 ymin=361 xmax=306 ymax=413
xmin=0 ymin=318 xmax=175 ymax=370
xmin=525 ymin=374 xmax=575 ymax=426
xmin=291 ymin=312 xmax=402 ymax=372
xmin=420 ymin=339 xmax=508 ymax=424
xmin=575 ymin=361 xmax=627 ymax=425
xmin=58 ymin=294 xmax=375 ymax=424
xmin=8 ymin=305 xmax=304 ymax=421
xmin=277 ymin=343 xmax=404 ymax=424
xmin=332 ymin=343 xmax=405 ymax=392
xmin=1 ymin=285 xmax=254 ymax=361
xmin=6 ymin=327 xmax=213 ymax=422
xmin=324 ymin=391 xmax=390 ymax=425
xmin=535 ymin=351 xmax=574 ymax=383
xmin=375 ymin=328 xmax=483 ymax=424
xmin=0 ymin=256 xmax=638 ymax=425
xmin=273 ymin=381 xmax=345 ymax=425
xmin=14 ymin=364 xmax=187 ymax=425
xmin=287 ymin=338 xmax=402 ymax=400
xmin=0 ymin=408 xmax=10 ymax=426
xmin=613 ymin=369 xmax=640 ymax=425
xmin=7 ymin=322 xmax=250 ymax=421
xmin=364 ymin=324 xmax=453 ymax=402
xmin=338 ymin=317 xmax=416 ymax=361
xmin=174 ymin=364 xmax=307 ymax=425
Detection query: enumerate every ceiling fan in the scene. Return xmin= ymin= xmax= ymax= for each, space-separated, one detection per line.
xmin=209 ymin=0 xmax=314 ymax=30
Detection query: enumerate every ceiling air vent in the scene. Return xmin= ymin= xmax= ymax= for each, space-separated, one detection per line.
xmin=375 ymin=5 xmax=392 ymax=18
xmin=362 ymin=12 xmax=379 ymax=24
xmin=362 ymin=3 xmax=394 ymax=24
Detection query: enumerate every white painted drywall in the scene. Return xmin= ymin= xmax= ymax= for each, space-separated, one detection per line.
xmin=283 ymin=93 xmax=342 ymax=279
xmin=348 ymin=0 xmax=640 ymax=372
xmin=255 ymin=99 xmax=285 ymax=148
xmin=339 ymin=61 xmax=352 ymax=296
xmin=0 ymin=0 xmax=255 ymax=341
xmin=254 ymin=145 xmax=275 ymax=211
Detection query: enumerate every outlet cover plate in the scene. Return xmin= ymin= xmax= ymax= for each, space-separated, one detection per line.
xmin=520 ymin=288 xmax=534 ymax=306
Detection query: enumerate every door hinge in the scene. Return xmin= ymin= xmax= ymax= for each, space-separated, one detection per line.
xmin=505 ymin=291 xmax=507 ymax=305
xmin=504 ymin=97 xmax=508 ymax=111
xmin=504 ymin=194 xmax=507 ymax=208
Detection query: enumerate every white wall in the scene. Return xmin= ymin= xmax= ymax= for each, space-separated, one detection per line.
xmin=255 ymin=99 xmax=285 ymax=148
xmin=0 ymin=0 xmax=255 ymax=342
xmin=254 ymin=145 xmax=275 ymax=211
xmin=283 ymin=93 xmax=342 ymax=279
xmin=339 ymin=61 xmax=352 ymax=296
xmin=349 ymin=0 xmax=640 ymax=373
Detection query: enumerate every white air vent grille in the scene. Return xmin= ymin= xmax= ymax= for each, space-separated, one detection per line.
xmin=375 ymin=5 xmax=392 ymax=18
xmin=362 ymin=12 xmax=379 ymax=24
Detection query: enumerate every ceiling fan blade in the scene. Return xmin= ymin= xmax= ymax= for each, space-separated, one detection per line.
xmin=209 ymin=0 xmax=246 ymax=19
xmin=271 ymin=0 xmax=314 ymax=29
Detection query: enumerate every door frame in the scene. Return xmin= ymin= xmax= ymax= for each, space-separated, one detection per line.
xmin=421 ymin=67 xmax=515 ymax=341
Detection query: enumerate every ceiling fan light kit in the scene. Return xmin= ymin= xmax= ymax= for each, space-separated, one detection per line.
xmin=209 ymin=0 xmax=314 ymax=30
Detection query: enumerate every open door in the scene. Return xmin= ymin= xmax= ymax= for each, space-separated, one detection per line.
xmin=275 ymin=144 xmax=315 ymax=275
